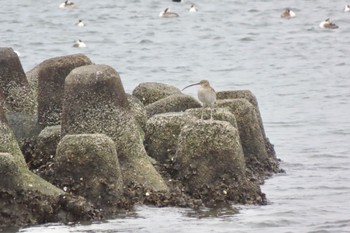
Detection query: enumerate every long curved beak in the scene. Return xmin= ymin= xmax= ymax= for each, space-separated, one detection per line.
xmin=182 ymin=82 xmax=200 ymax=91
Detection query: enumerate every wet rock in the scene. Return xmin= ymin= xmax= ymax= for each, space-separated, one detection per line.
xmin=36 ymin=54 xmax=92 ymax=128
xmin=0 ymin=48 xmax=39 ymax=150
xmin=6 ymin=112 xmax=41 ymax=151
xmin=0 ymin=112 xmax=100 ymax=230
xmin=145 ymin=94 xmax=201 ymax=118
xmin=217 ymin=90 xmax=266 ymax=138
xmin=0 ymin=118 xmax=63 ymax=197
xmin=175 ymin=121 xmax=246 ymax=195
xmin=55 ymin=194 xmax=101 ymax=223
xmin=185 ymin=107 xmax=238 ymax=128
xmin=29 ymin=125 xmax=61 ymax=170
xmin=217 ymin=90 xmax=279 ymax=170
xmin=0 ymin=51 xmax=281 ymax=228
xmin=132 ymin=82 xmax=182 ymax=106
xmin=53 ymin=134 xmax=124 ymax=210
xmin=0 ymin=47 xmax=36 ymax=114
xmin=26 ymin=63 xmax=40 ymax=98
xmin=0 ymin=153 xmax=22 ymax=190
xmin=216 ymin=99 xmax=271 ymax=179
xmin=0 ymin=189 xmax=101 ymax=230
xmin=0 ymin=151 xmax=62 ymax=196
xmin=61 ymin=64 xmax=168 ymax=192
xmin=127 ymin=94 xmax=148 ymax=132
xmin=122 ymin=182 xmax=203 ymax=209
xmin=144 ymin=112 xmax=197 ymax=163
xmin=0 ymin=96 xmax=27 ymax=169
xmin=0 ymin=91 xmax=101 ymax=230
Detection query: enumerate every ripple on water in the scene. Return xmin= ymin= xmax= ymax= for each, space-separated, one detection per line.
xmin=3 ymin=0 xmax=350 ymax=232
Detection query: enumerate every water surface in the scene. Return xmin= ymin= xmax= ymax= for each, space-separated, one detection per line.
xmin=1 ymin=0 xmax=350 ymax=232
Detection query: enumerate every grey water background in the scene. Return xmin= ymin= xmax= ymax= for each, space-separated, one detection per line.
xmin=1 ymin=0 xmax=350 ymax=232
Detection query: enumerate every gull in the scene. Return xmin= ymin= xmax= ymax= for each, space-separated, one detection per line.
xmin=73 ymin=39 xmax=86 ymax=48
xmin=76 ymin=19 xmax=85 ymax=27
xmin=59 ymin=0 xmax=75 ymax=8
xmin=281 ymin=8 xmax=296 ymax=19
xmin=319 ymin=18 xmax=339 ymax=29
xmin=159 ymin=8 xmax=179 ymax=18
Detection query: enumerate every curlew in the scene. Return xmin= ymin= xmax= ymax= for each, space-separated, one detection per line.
xmin=182 ymin=80 xmax=216 ymax=120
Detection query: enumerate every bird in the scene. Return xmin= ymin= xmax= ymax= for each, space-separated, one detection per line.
xmin=172 ymin=0 xmax=182 ymax=2
xmin=345 ymin=5 xmax=350 ymax=12
xmin=319 ymin=18 xmax=339 ymax=29
xmin=159 ymin=8 xmax=179 ymax=18
xmin=281 ymin=8 xmax=296 ymax=19
xmin=189 ymin=4 xmax=198 ymax=12
xmin=14 ymin=50 xmax=21 ymax=57
xmin=73 ymin=39 xmax=86 ymax=48
xmin=182 ymin=80 xmax=216 ymax=120
xmin=59 ymin=0 xmax=75 ymax=8
xmin=75 ymin=19 xmax=85 ymax=27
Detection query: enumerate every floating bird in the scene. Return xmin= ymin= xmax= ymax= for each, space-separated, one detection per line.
xmin=76 ymin=19 xmax=85 ymax=27
xmin=73 ymin=39 xmax=86 ymax=48
xmin=189 ymin=4 xmax=198 ymax=12
xmin=159 ymin=8 xmax=179 ymax=18
xmin=172 ymin=0 xmax=182 ymax=2
xmin=319 ymin=18 xmax=339 ymax=29
xmin=182 ymin=80 xmax=216 ymax=120
xmin=345 ymin=5 xmax=350 ymax=12
xmin=59 ymin=0 xmax=75 ymax=8
xmin=281 ymin=8 xmax=296 ymax=19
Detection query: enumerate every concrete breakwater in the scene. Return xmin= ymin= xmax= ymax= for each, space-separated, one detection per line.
xmin=0 ymin=48 xmax=281 ymax=229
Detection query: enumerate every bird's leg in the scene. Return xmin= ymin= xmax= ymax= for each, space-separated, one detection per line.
xmin=210 ymin=107 xmax=213 ymax=121
xmin=201 ymin=106 xmax=204 ymax=120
